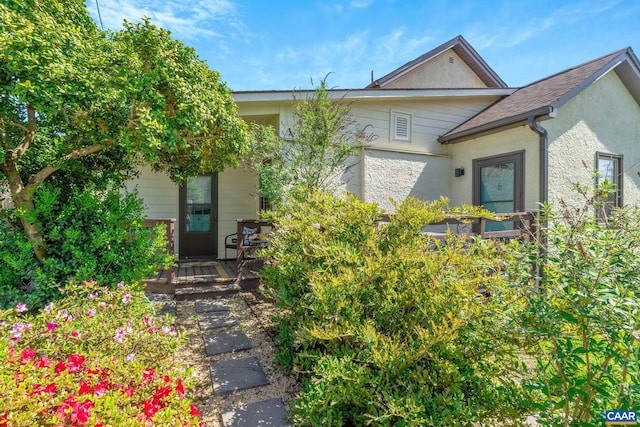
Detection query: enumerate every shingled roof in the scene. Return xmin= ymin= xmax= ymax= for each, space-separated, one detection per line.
xmin=439 ymin=48 xmax=637 ymax=143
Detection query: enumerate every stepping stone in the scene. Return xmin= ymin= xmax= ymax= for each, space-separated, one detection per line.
xmin=210 ymin=357 xmax=269 ymax=395
xmin=198 ymin=311 xmax=237 ymax=330
xmin=222 ymin=398 xmax=291 ymax=427
xmin=196 ymin=299 xmax=230 ymax=313
xmin=204 ymin=331 xmax=253 ymax=355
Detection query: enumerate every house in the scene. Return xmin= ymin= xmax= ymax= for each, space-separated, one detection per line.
xmin=129 ymin=35 xmax=640 ymax=259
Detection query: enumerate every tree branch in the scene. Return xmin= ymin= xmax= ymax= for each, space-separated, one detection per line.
xmin=12 ymin=104 xmax=37 ymax=158
xmin=24 ymin=143 xmax=104 ymax=195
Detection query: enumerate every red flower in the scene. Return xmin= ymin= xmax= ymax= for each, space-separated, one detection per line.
xmin=67 ymin=354 xmax=85 ymax=373
xmin=30 ymin=382 xmax=57 ymax=396
xmin=78 ymin=380 xmax=93 ymax=395
xmin=34 ymin=355 xmax=53 ymax=368
xmin=153 ymin=385 xmax=172 ymax=401
xmin=54 ymin=359 xmax=66 ymax=374
xmin=121 ymin=387 xmax=135 ymax=397
xmin=93 ymin=380 xmax=109 ymax=396
xmin=190 ymin=403 xmax=201 ymax=417
xmin=20 ymin=348 xmax=36 ymax=365
xmin=142 ymin=398 xmax=160 ymax=419
xmin=74 ymin=399 xmax=94 ymax=425
xmin=142 ymin=368 xmax=155 ymax=382
xmin=176 ymin=378 xmax=185 ymax=397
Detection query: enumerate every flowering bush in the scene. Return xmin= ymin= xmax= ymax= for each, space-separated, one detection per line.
xmin=0 ymin=280 xmax=201 ymax=426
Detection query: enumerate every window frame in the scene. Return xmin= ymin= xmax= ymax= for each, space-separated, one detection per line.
xmin=596 ymin=151 xmax=623 ymax=209
xmin=472 ymin=151 xmax=525 ymax=212
xmin=390 ymin=111 xmax=412 ymax=142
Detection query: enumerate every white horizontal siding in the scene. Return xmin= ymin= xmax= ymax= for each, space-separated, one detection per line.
xmin=217 ymin=167 xmax=259 ymax=258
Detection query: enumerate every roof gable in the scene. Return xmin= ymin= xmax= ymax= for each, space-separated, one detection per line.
xmin=367 ymin=35 xmax=507 ymax=89
xmin=440 ymin=48 xmax=640 ymax=143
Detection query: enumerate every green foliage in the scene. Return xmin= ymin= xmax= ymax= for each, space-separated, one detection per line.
xmin=0 ymin=280 xmax=201 ymax=426
xmin=0 ymin=0 xmax=248 ymax=262
xmin=518 ymin=198 xmax=640 ymax=426
xmin=262 ymin=191 xmax=530 ymax=426
xmin=0 ymin=183 xmax=170 ymax=309
xmin=246 ymin=77 xmax=375 ymax=207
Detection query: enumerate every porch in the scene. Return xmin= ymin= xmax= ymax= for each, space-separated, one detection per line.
xmin=143 ymin=260 xmax=261 ymax=300
xmin=142 ymin=218 xmax=268 ymax=300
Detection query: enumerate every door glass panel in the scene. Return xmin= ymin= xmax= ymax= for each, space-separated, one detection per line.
xmin=480 ymin=161 xmax=515 ymax=231
xmin=186 ymin=176 xmax=212 ymax=233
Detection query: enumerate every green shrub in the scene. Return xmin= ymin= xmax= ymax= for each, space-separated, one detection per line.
xmin=262 ymin=191 xmax=531 ymax=426
xmin=0 ymin=280 xmax=201 ymax=426
xmin=0 ymin=183 xmax=170 ymax=309
xmin=519 ymin=199 xmax=640 ymax=426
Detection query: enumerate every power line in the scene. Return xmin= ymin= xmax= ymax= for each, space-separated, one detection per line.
xmin=95 ymin=0 xmax=104 ymax=30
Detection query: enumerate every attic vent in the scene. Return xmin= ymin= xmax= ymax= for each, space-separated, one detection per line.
xmin=449 ymin=56 xmax=454 ymax=64
xmin=392 ymin=112 xmax=411 ymax=142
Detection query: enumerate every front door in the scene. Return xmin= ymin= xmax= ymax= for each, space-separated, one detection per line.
xmin=473 ymin=151 xmax=524 ymax=231
xmin=179 ymin=174 xmax=218 ymax=259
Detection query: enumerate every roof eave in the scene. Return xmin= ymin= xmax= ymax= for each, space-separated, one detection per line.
xmin=438 ymin=106 xmax=554 ymax=144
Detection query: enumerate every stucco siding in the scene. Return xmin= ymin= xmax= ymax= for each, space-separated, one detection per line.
xmin=447 ymin=126 xmax=540 ymax=211
xmin=545 ymin=71 xmax=640 ymax=209
xmin=383 ymin=51 xmax=487 ymax=89
xmin=363 ymin=149 xmax=452 ymax=213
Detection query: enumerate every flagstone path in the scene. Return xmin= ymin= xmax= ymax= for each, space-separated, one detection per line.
xmin=162 ymin=293 xmax=297 ymax=427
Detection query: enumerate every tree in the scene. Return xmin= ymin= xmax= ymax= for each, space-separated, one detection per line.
xmin=246 ymin=76 xmax=375 ymax=206
xmin=0 ymin=0 xmax=248 ymax=262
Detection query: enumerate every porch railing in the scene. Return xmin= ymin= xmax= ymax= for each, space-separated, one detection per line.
xmin=142 ymin=219 xmax=176 ymax=285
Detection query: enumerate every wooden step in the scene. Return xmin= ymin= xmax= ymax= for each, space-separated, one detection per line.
xmin=174 ymin=283 xmax=242 ymax=301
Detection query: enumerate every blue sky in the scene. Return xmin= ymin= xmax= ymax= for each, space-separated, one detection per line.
xmin=86 ymin=0 xmax=640 ymax=91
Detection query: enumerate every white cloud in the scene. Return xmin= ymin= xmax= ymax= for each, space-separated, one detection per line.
xmin=89 ymin=0 xmax=240 ymax=40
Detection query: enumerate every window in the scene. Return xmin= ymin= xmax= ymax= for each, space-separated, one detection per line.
xmin=391 ymin=112 xmax=411 ymax=142
xmin=596 ymin=152 xmax=623 ymax=212
xmin=473 ymin=151 xmax=524 ymax=231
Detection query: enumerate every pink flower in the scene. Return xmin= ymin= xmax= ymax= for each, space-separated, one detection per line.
xmin=57 ymin=309 xmax=68 ymax=319
xmin=71 ymin=330 xmax=79 ymax=338
xmin=86 ymin=308 xmax=96 ymax=318
xmin=122 ymin=294 xmax=132 ymax=304
xmin=113 ymin=328 xmax=126 ymax=343
xmin=10 ymin=322 xmax=32 ymax=341
xmin=117 ymin=281 xmax=125 ymax=289
xmin=142 ymin=368 xmax=155 ymax=382
xmin=44 ymin=302 xmax=54 ymax=313
xmin=87 ymin=293 xmax=98 ymax=300
xmin=46 ymin=322 xmax=58 ymax=332
xmin=125 ymin=353 xmax=136 ymax=362
xmin=15 ymin=302 xmax=27 ymax=313
xmin=98 ymin=302 xmax=107 ymax=308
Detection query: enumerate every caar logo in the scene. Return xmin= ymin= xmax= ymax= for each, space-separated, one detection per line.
xmin=605 ymin=410 xmax=637 ymax=425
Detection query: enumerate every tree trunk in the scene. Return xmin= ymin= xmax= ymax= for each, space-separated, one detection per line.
xmin=2 ymin=153 xmax=48 ymax=263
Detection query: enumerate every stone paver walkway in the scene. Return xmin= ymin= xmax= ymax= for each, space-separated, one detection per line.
xmin=173 ymin=295 xmax=294 ymax=427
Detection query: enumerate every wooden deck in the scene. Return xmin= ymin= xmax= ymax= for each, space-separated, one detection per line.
xmin=144 ymin=260 xmax=261 ymax=300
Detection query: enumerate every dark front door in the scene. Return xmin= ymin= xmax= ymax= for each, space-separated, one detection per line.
xmin=179 ymin=174 xmax=218 ymax=259
xmin=473 ymin=151 xmax=524 ymax=231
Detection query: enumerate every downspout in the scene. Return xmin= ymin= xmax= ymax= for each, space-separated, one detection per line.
xmin=528 ymin=115 xmax=548 ymax=205
xmin=528 ymin=115 xmax=549 ymax=284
